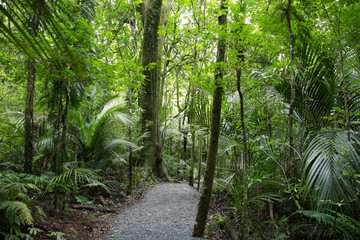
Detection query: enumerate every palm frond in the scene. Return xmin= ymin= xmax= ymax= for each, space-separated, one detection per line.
xmin=0 ymin=0 xmax=86 ymax=77
xmin=218 ymin=134 xmax=241 ymax=157
xmin=275 ymin=41 xmax=336 ymax=129
xmin=50 ymin=167 xmax=109 ymax=193
xmin=302 ymin=130 xmax=360 ymax=211
xmin=105 ymin=139 xmax=136 ymax=151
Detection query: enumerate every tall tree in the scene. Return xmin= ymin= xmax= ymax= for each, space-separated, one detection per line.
xmin=24 ymin=13 xmax=40 ymax=173
xmin=235 ymin=24 xmax=249 ymax=240
xmin=139 ymin=0 xmax=163 ymax=175
xmin=285 ymin=0 xmax=295 ymax=174
xmin=192 ymin=0 xmax=227 ymax=237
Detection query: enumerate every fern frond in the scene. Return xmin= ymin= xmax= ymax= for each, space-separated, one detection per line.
xmin=295 ymin=210 xmax=334 ymax=225
xmin=35 ymin=206 xmax=47 ymax=222
xmin=0 ymin=200 xmax=33 ymax=226
xmin=75 ymin=195 xmax=94 ymax=206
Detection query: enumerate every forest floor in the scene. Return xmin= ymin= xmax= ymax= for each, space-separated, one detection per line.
xmin=31 ymin=186 xmax=146 ymax=240
xmin=31 ymin=183 xmax=228 ymax=240
xmin=103 ymin=183 xmax=202 ymax=240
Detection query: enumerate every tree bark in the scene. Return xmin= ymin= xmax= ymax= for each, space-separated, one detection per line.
xmin=127 ymin=88 xmax=133 ymax=195
xmin=189 ymin=84 xmax=196 ymax=187
xmin=189 ymin=123 xmax=195 ymax=187
xmin=285 ymin=0 xmax=295 ymax=174
xmin=176 ymin=70 xmax=182 ymax=164
xmin=197 ymin=135 xmax=202 ymax=192
xmin=24 ymin=14 xmax=40 ymax=173
xmin=139 ymin=0 xmax=163 ymax=174
xmin=192 ymin=0 xmax=227 ymax=237
xmin=235 ymin=34 xmax=249 ymax=240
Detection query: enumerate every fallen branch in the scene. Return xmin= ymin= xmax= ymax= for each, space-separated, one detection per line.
xmin=71 ymin=204 xmax=116 ymax=213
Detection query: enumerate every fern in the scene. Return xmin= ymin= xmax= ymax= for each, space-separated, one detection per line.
xmin=0 ymin=171 xmax=49 ymax=238
xmin=75 ymin=195 xmax=94 ymax=206
xmin=295 ymin=210 xmax=360 ymax=239
xmin=0 ymin=200 xmax=33 ymax=236
xmin=47 ymin=231 xmax=66 ymax=240
xmin=296 ymin=210 xmax=335 ymax=225
xmin=335 ymin=212 xmax=360 ymax=239
xmin=35 ymin=206 xmax=47 ymax=222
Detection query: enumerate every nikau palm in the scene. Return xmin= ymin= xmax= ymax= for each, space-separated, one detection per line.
xmin=302 ymin=130 xmax=360 ymax=213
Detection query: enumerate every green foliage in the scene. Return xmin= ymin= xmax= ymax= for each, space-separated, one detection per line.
xmin=302 ymin=130 xmax=360 ymax=213
xmin=50 ymin=166 xmax=110 ymax=195
xmin=68 ymin=98 xmax=133 ymax=169
xmin=0 ymin=0 xmax=360 ymax=238
xmin=47 ymin=231 xmax=66 ymax=240
xmin=217 ymin=168 xmax=282 ymax=236
xmin=274 ymin=40 xmax=336 ymax=130
xmin=0 ymin=171 xmax=45 ymax=239
xmin=295 ymin=210 xmax=360 ymax=239
xmin=75 ymin=195 xmax=94 ymax=206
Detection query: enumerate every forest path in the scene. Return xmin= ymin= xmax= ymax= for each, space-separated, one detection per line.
xmin=103 ymin=183 xmax=203 ymax=240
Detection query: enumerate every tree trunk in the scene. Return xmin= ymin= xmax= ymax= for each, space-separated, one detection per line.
xmin=176 ymin=71 xmax=182 ymax=164
xmin=127 ymin=88 xmax=133 ymax=195
xmin=24 ymin=14 xmax=39 ymax=173
xmin=192 ymin=0 xmax=227 ymax=237
xmin=154 ymin=0 xmax=171 ymax=178
xmin=197 ymin=135 xmax=202 ymax=191
xmin=189 ymin=84 xmax=196 ymax=187
xmin=285 ymin=0 xmax=295 ymax=175
xmin=139 ymin=0 xmax=163 ymax=174
xmin=237 ymin=48 xmax=249 ymax=240
xmin=338 ymin=38 xmax=351 ymax=140
xmin=189 ymin=123 xmax=195 ymax=187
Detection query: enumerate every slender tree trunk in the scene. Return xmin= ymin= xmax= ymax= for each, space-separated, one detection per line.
xmin=53 ymin=76 xmax=68 ymax=209
xmin=189 ymin=84 xmax=196 ymax=187
xmin=285 ymin=0 xmax=295 ymax=174
xmin=24 ymin=14 xmax=39 ymax=173
xmin=61 ymin=80 xmax=69 ymax=165
xmin=338 ymin=37 xmax=351 ymax=140
xmin=176 ymin=71 xmax=182 ymax=164
xmin=237 ymin=50 xmax=249 ymax=240
xmin=197 ymin=135 xmax=202 ymax=191
xmin=182 ymin=84 xmax=191 ymax=161
xmin=189 ymin=123 xmax=195 ymax=187
xmin=192 ymin=0 xmax=227 ymax=236
xmin=127 ymin=88 xmax=133 ymax=195
xmin=139 ymin=0 xmax=163 ymax=174
xmin=24 ymin=60 xmax=36 ymax=173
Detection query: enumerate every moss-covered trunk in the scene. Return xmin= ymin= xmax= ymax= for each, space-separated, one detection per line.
xmin=139 ymin=0 xmax=163 ymax=175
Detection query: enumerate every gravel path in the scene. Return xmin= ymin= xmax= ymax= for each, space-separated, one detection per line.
xmin=103 ymin=183 xmax=204 ymax=240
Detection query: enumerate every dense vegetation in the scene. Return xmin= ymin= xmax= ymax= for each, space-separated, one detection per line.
xmin=1 ymin=0 xmax=360 ymax=239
